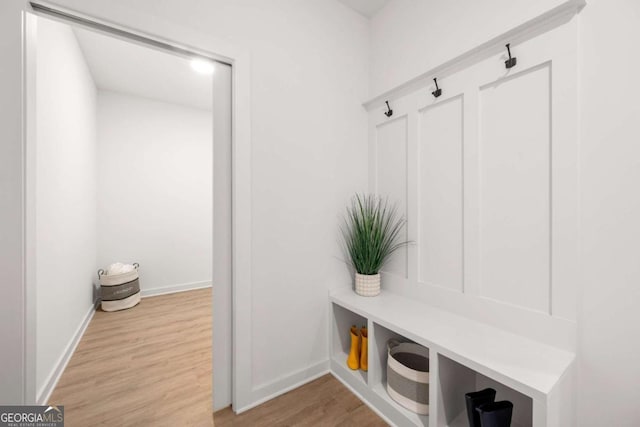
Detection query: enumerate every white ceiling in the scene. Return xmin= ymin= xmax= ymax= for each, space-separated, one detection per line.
xmin=337 ymin=0 xmax=389 ymax=18
xmin=74 ymin=27 xmax=213 ymax=110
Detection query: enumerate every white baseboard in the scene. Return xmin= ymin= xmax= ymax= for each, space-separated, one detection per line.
xmin=37 ymin=302 xmax=97 ymax=405
xmin=234 ymin=360 xmax=330 ymax=414
xmin=141 ymin=280 xmax=212 ymax=298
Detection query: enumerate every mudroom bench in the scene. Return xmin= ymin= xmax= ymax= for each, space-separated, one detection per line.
xmin=329 ymin=289 xmax=575 ymax=427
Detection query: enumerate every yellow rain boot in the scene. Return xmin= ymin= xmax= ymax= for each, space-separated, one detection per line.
xmin=360 ymin=326 xmax=368 ymax=372
xmin=347 ymin=325 xmax=360 ymax=370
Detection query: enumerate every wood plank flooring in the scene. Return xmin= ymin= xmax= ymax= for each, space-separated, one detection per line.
xmin=214 ymin=375 xmax=387 ymax=426
xmin=50 ymin=288 xmax=386 ymax=426
xmin=49 ymin=288 xmax=213 ymax=426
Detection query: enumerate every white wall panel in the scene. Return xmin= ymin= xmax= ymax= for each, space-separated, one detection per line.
xmin=478 ymin=64 xmax=551 ymax=313
xmin=35 ymin=17 xmax=97 ymax=398
xmin=375 ymin=116 xmax=408 ymax=278
xmin=418 ymin=96 xmax=464 ymax=291
xmin=367 ymin=19 xmax=579 ymax=351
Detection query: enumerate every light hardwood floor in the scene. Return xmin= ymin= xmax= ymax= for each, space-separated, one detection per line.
xmin=214 ymin=375 xmax=387 ymax=426
xmin=50 ymin=288 xmax=386 ymax=426
xmin=49 ymin=288 xmax=213 ymax=426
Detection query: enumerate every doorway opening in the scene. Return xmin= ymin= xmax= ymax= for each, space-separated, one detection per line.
xmin=25 ymin=6 xmax=234 ymax=422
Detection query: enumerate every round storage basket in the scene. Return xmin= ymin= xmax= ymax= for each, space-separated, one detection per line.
xmin=387 ymin=339 xmax=430 ymax=415
xmin=98 ymin=263 xmax=141 ymax=312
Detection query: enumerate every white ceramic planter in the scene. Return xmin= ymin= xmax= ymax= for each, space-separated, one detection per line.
xmin=355 ymin=273 xmax=381 ymax=297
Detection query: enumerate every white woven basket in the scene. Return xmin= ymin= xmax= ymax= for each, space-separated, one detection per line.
xmin=355 ymin=273 xmax=381 ymax=297
xmin=98 ymin=263 xmax=141 ymax=312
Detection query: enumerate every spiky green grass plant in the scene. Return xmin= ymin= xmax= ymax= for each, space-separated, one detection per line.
xmin=341 ymin=194 xmax=408 ymax=275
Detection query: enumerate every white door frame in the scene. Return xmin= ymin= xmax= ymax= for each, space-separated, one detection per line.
xmin=23 ymin=1 xmax=253 ymax=411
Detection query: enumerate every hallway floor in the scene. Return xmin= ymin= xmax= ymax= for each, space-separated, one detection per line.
xmin=50 ymin=287 xmax=385 ymax=426
xmin=214 ymin=375 xmax=387 ymax=426
xmin=49 ymin=288 xmax=213 ymax=426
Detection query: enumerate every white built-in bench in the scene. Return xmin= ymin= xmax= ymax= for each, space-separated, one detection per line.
xmin=329 ymin=289 xmax=575 ymax=427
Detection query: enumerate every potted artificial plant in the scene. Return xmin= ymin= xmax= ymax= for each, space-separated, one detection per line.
xmin=341 ymin=194 xmax=408 ymax=297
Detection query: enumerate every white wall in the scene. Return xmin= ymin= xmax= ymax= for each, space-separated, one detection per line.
xmin=35 ymin=17 xmax=97 ymax=399
xmin=368 ymin=0 xmax=640 ymax=424
xmin=0 ymin=1 xmax=635 ymax=422
xmin=578 ymin=0 xmax=640 ymax=424
xmin=369 ymin=0 xmax=567 ymax=96
xmin=35 ymin=0 xmax=370 ymax=408
xmin=97 ymin=90 xmax=212 ymax=294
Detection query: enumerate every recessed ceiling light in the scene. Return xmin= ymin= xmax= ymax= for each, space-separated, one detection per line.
xmin=190 ymin=58 xmax=215 ymax=75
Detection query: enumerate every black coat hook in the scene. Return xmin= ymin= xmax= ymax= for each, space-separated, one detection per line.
xmin=432 ymin=78 xmax=442 ymax=98
xmin=505 ymin=43 xmax=517 ymax=69
xmin=384 ymin=100 xmax=393 ymax=117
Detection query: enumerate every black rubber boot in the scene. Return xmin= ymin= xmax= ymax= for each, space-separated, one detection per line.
xmin=476 ymin=400 xmax=513 ymax=427
xmin=465 ymin=388 xmax=496 ymax=427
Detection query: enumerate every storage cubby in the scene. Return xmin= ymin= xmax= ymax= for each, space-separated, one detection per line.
xmin=331 ymin=302 xmax=368 ymax=385
xmin=370 ymin=322 xmax=411 ymax=387
xmin=371 ymin=322 xmax=429 ymax=427
xmin=329 ymin=289 xmax=574 ymax=427
xmin=437 ymin=354 xmax=533 ymax=427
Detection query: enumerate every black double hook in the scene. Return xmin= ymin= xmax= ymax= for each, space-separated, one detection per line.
xmin=432 ymin=78 xmax=442 ymax=98
xmin=384 ymin=100 xmax=393 ymax=117
xmin=505 ymin=43 xmax=517 ymax=69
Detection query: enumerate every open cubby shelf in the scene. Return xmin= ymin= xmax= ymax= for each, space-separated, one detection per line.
xmin=329 ymin=289 xmax=575 ymax=427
